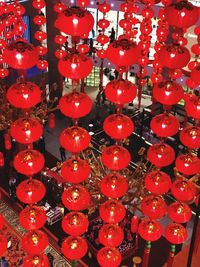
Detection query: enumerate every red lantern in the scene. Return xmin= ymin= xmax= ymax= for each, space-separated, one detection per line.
xmin=22 ymin=230 xmax=48 ymax=255
xmin=14 ymin=149 xmax=45 ymax=175
xmin=98 ymin=19 xmax=110 ymax=29
xmin=100 ymin=199 xmax=126 ymax=224
xmin=7 ymin=81 xmax=41 ymax=108
xmin=138 ymin=218 xmax=162 ymax=242
xmin=99 ymin=224 xmax=124 ymax=247
xmin=62 ymin=236 xmax=88 ymax=260
xmin=77 ymin=44 xmax=89 ymax=54
xmin=55 ymin=49 xmax=67 ymax=59
xmin=59 ymin=92 xmax=92 ymax=119
xmin=103 ymin=114 xmax=134 ymax=140
xmin=0 ymin=235 xmax=7 ymax=257
xmin=77 ymin=0 xmax=90 ymax=8
xmin=34 ymin=31 xmax=47 ymax=41
xmin=100 ymin=173 xmax=128 ymax=198
xmin=150 ymin=113 xmax=180 ymax=137
xmin=33 ymin=15 xmax=46 ymax=25
xmin=37 ymin=60 xmax=48 ymax=70
xmin=97 ymin=34 xmax=109 ymax=45
xmin=97 ymin=247 xmax=121 ymax=267
xmin=171 ymin=178 xmax=196 ymax=202
xmin=62 ymin=185 xmax=90 ymax=211
xmin=191 ymin=65 xmax=200 ymax=85
xmin=168 ymin=202 xmax=192 ymax=223
xmin=4 ymin=133 xmax=11 ymax=150
xmin=0 ymin=68 xmax=9 ymax=78
xmin=19 ymin=206 xmax=46 ymax=230
xmin=175 ymin=154 xmax=200 ymax=175
xmin=3 ymin=39 xmax=39 ymax=70
xmin=96 ymin=49 xmax=107 ymax=59
xmin=131 ymin=216 xmax=139 ymax=234
xmin=98 ymin=2 xmax=111 ymax=13
xmin=141 ymin=195 xmax=167 ymax=219
xmin=147 ymin=143 xmax=175 ymax=167
xmin=10 ymin=118 xmax=43 ymax=144
xmin=62 ymin=212 xmax=89 ymax=236
xmin=145 ymin=171 xmax=172 ymax=195
xmin=61 ymin=158 xmax=90 ymax=184
xmin=179 ymin=126 xmax=200 ymax=149
xmin=16 ymin=179 xmax=46 ymax=204
xmin=165 ymin=223 xmax=187 ymax=244
xmin=54 ymin=35 xmax=67 ymax=45
xmin=55 ymin=7 xmax=94 ymax=36
xmin=105 ymin=79 xmax=137 ymax=104
xmin=32 ymin=0 xmax=46 ymax=9
xmin=0 ymin=152 xmax=4 ymax=167
xmin=0 ymin=214 xmax=5 ymax=230
xmin=58 ymin=53 xmax=93 ymax=79
xmin=54 ymin=3 xmax=66 ymax=13
xmin=101 ymin=145 xmax=131 ymax=171
xmin=23 ymin=254 xmax=49 ymax=267
xmin=37 ymin=46 xmax=48 ymax=56
xmin=48 ymin=113 xmax=55 ymax=129
xmin=185 ymin=94 xmax=200 ymax=119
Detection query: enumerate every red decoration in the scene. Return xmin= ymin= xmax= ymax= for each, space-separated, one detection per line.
xmin=34 ymin=31 xmax=47 ymax=41
xmin=62 ymin=212 xmax=89 ymax=236
xmin=0 ymin=235 xmax=7 ymax=257
xmin=175 ymin=154 xmax=200 ymax=175
xmin=97 ymin=34 xmax=109 ymax=45
xmin=138 ymin=218 xmax=162 ymax=242
xmin=60 ymin=126 xmax=91 ymax=153
xmin=171 ymin=178 xmax=196 ymax=202
xmin=32 ymin=0 xmax=46 ymax=9
xmin=98 ymin=19 xmax=110 ymax=29
xmin=165 ymin=223 xmax=187 ymax=244
xmin=96 ymin=49 xmax=107 ymax=59
xmin=23 ymin=254 xmax=49 ymax=267
xmin=99 ymin=224 xmax=124 ymax=247
xmin=98 ymin=2 xmax=111 ymax=13
xmin=22 ymin=230 xmax=48 ymax=255
xmin=77 ymin=0 xmax=90 ymax=8
xmin=54 ymin=35 xmax=67 ymax=45
xmin=168 ymin=202 xmax=192 ymax=223
xmin=4 ymin=133 xmax=11 ymax=150
xmin=191 ymin=65 xmax=200 ymax=85
xmin=97 ymin=247 xmax=122 ymax=267
xmin=37 ymin=60 xmax=48 ymax=70
xmin=59 ymin=92 xmax=92 ymax=119
xmin=185 ymin=94 xmax=200 ymax=119
xmin=145 ymin=171 xmax=172 ymax=195
xmin=48 ymin=113 xmax=55 ymax=129
xmin=55 ymin=49 xmax=67 ymax=59
xmin=0 ymin=68 xmax=9 ymax=78
xmin=62 ymin=236 xmax=88 ymax=260
xmin=54 ymin=2 xmax=66 ymax=13
xmin=179 ymin=126 xmax=200 ymax=149
xmin=100 ymin=199 xmax=126 ymax=224
xmin=0 ymin=214 xmax=5 ymax=230
xmin=141 ymin=195 xmax=167 ymax=219
xmin=77 ymin=44 xmax=89 ymax=54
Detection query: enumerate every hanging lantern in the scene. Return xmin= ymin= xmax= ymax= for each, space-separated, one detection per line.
xmin=168 ymin=202 xmax=192 ymax=224
xmin=0 ymin=68 xmax=9 ymax=78
xmin=100 ymin=173 xmax=128 ymax=198
xmin=62 ymin=185 xmax=90 ymax=211
xmin=62 ymin=236 xmax=88 ymax=260
xmin=175 ymin=154 xmax=200 ymax=175
xmin=16 ymin=179 xmax=46 ymax=204
xmin=138 ymin=218 xmax=162 ymax=242
xmin=58 ymin=53 xmax=93 ymax=79
xmin=55 ymin=49 xmax=67 ymax=59
xmin=23 ymin=254 xmax=49 ymax=267
xmin=59 ymin=92 xmax=92 ymax=119
xmin=22 ymin=230 xmax=48 ymax=255
xmin=191 ymin=65 xmax=200 ymax=86
xmin=96 ymin=49 xmax=107 ymax=59
xmin=62 ymin=212 xmax=89 ymax=236
xmin=171 ymin=179 xmax=196 ymax=202
xmin=147 ymin=143 xmax=175 ymax=167
xmin=77 ymin=44 xmax=90 ymax=54
xmin=150 ymin=113 xmax=180 ymax=137
xmin=97 ymin=247 xmax=121 ymax=267
xmin=131 ymin=216 xmax=139 ymax=234
xmin=61 ymin=158 xmax=90 ymax=184
xmin=179 ymin=126 xmax=200 ymax=149
xmin=145 ymin=171 xmax=172 ymax=195
xmin=3 ymin=39 xmax=39 ymax=70
xmin=0 ymin=214 xmax=5 ymax=230
xmin=4 ymin=133 xmax=11 ymax=150
xmin=99 ymin=199 xmax=126 ymax=224
xmin=0 ymin=235 xmax=7 ymax=257
xmin=97 ymin=34 xmax=109 ymax=45
xmin=14 ymin=149 xmax=45 ymax=176
xmin=141 ymin=195 xmax=167 ymax=219
xmin=105 ymin=79 xmax=137 ymax=105
xmin=60 ymin=126 xmax=91 ymax=153
xmin=98 ymin=19 xmax=110 ymax=29
xmin=0 ymin=152 xmax=4 ymax=167
xmin=98 ymin=2 xmax=111 ymax=13
xmin=32 ymin=0 xmax=46 ymax=9
xmin=99 ymin=224 xmax=124 ymax=247
xmin=7 ymin=81 xmax=41 ymax=109
xmin=37 ymin=60 xmax=48 ymax=70
xmin=55 ymin=6 xmax=94 ymax=36
xmin=165 ymin=223 xmax=187 ymax=244
xmin=185 ymin=94 xmax=200 ymax=119
xmin=48 ymin=113 xmax=55 ymax=129
xmin=10 ymin=118 xmax=43 ymax=144
xmin=54 ymin=2 xmax=66 ymax=13
xmin=19 ymin=205 xmax=47 ymax=230
xmin=77 ymin=0 xmax=90 ymax=8
xmin=103 ymin=114 xmax=134 ymax=140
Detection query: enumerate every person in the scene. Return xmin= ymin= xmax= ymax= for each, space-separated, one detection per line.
xmin=0 ymin=257 xmax=8 ymax=267
xmin=47 ymin=253 xmax=54 ymax=267
xmin=9 ymin=173 xmax=17 ymax=201
xmin=109 ymin=27 xmax=115 ymax=43
xmin=59 ymin=146 xmax=66 ymax=162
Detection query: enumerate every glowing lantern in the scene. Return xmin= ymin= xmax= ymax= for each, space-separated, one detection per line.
xmin=97 ymin=247 xmax=122 ymax=267
xmin=99 ymin=224 xmax=124 ymax=247
xmin=100 ymin=199 xmax=126 ymax=224
xmin=141 ymin=195 xmax=167 ymax=219
xmin=22 ymin=230 xmax=48 ymax=255
xmin=62 ymin=212 xmax=89 ymax=236
xmin=168 ymin=202 xmax=192 ymax=223
xmin=165 ymin=223 xmax=187 ymax=244
xmin=185 ymin=95 xmax=200 ymax=119
xmin=175 ymin=154 xmax=200 ymax=176
xmin=145 ymin=171 xmax=172 ymax=195
xmin=171 ymin=179 xmax=196 ymax=202
xmin=23 ymin=254 xmax=49 ymax=267
xmin=179 ymin=126 xmax=200 ymax=149
xmin=138 ymin=218 xmax=162 ymax=242
xmin=62 ymin=236 xmax=88 ymax=260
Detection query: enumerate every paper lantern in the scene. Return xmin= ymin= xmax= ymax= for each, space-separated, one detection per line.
xmin=171 ymin=179 xmax=196 ymax=202
xmin=98 ymin=19 xmax=110 ymax=29
xmin=23 ymin=254 xmax=49 ymax=267
xmin=179 ymin=126 xmax=200 ymax=149
xmin=98 ymin=2 xmax=111 ymax=13
xmin=62 ymin=236 xmax=88 ymax=260
xmin=96 ymin=49 xmax=107 ymax=59
xmin=0 ymin=235 xmax=7 ymax=257
xmin=22 ymin=230 xmax=48 ymax=255
xmin=165 ymin=223 xmax=187 ymax=244
xmin=62 ymin=212 xmax=89 ymax=236
xmin=138 ymin=218 xmax=162 ymax=242
xmin=99 ymin=224 xmax=124 ymax=247
xmin=77 ymin=0 xmax=90 ymax=8
xmin=97 ymin=247 xmax=121 ymax=267
xmin=175 ymin=154 xmax=200 ymax=176
xmin=141 ymin=195 xmax=167 ymax=219
xmin=77 ymin=44 xmax=90 ymax=54
xmin=185 ymin=94 xmax=200 ymax=119
xmin=145 ymin=171 xmax=172 ymax=195
xmin=168 ymin=202 xmax=192 ymax=223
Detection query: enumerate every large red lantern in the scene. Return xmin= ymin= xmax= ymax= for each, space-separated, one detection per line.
xmin=62 ymin=212 xmax=88 ymax=236
xmin=14 ymin=149 xmax=45 ymax=175
xmin=23 ymin=254 xmax=49 ymax=267
xmin=59 ymin=92 xmax=92 ymax=119
xmin=19 ymin=205 xmax=47 ymax=230
xmin=185 ymin=94 xmax=200 ymax=119
xmin=138 ymin=218 xmax=162 ymax=242
xmin=22 ymin=230 xmax=48 ymax=255
xmin=60 ymin=126 xmax=91 ymax=153
xmin=58 ymin=53 xmax=93 ymax=79
xmin=150 ymin=113 xmax=180 ymax=137
xmin=55 ymin=6 xmax=94 ymax=36
xmin=7 ymin=81 xmax=41 ymax=109
xmin=171 ymin=178 xmax=196 ymax=202
xmin=62 ymin=185 xmax=90 ymax=211
xmin=191 ymin=65 xmax=200 ymax=85
xmin=145 ymin=171 xmax=171 ymax=195
xmin=103 ymin=114 xmax=134 ymax=139
xmin=99 ymin=199 xmax=126 ymax=224
xmin=165 ymin=223 xmax=187 ymax=244
xmin=100 ymin=173 xmax=128 ymax=198
xmin=101 ymin=145 xmax=131 ymax=171
xmin=141 ymin=195 xmax=167 ymax=219
xmin=175 ymin=154 xmax=200 ymax=176
xmin=10 ymin=118 xmax=43 ymax=144
xmin=179 ymin=126 xmax=200 ymax=149
xmin=147 ymin=143 xmax=175 ymax=167
xmin=3 ymin=39 xmax=39 ymax=69
xmin=97 ymin=247 xmax=122 ymax=267
xmin=62 ymin=236 xmax=88 ymax=260
xmin=16 ymin=179 xmax=46 ymax=204
xmin=0 ymin=235 xmax=7 ymax=257
xmin=61 ymin=158 xmax=90 ymax=184
xmin=168 ymin=202 xmax=192 ymax=224
xmin=99 ymin=224 xmax=124 ymax=247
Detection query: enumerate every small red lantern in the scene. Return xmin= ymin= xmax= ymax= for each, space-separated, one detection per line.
xmin=131 ymin=216 xmax=139 ymax=234
xmin=32 ymin=0 xmax=46 ymax=9
xmin=191 ymin=65 xmax=200 ymax=86
xmin=0 ymin=68 xmax=9 ymax=78
xmin=96 ymin=49 xmax=107 ymax=59
xmin=54 ymin=2 xmax=66 ymax=13
xmin=103 ymin=114 xmax=134 ymax=140
xmin=97 ymin=247 xmax=122 ymax=267
xmin=171 ymin=179 xmax=196 ymax=202
xmin=62 ymin=212 xmax=89 ymax=236
xmin=175 ymin=154 xmax=200 ymax=176
xmin=77 ymin=0 xmax=90 ymax=8
xmin=165 ymin=223 xmax=187 ymax=244
xmin=19 ymin=206 xmax=47 ymax=230
xmin=33 ymin=15 xmax=46 ymax=25
xmin=98 ymin=19 xmax=110 ymax=29
xmin=62 ymin=236 xmax=88 ymax=260
xmin=60 ymin=126 xmax=91 ymax=153
xmin=77 ymin=44 xmax=89 ymax=54
xmin=22 ymin=230 xmax=48 ymax=255
xmin=99 ymin=224 xmax=124 ymax=247
xmin=100 ymin=199 xmax=126 ymax=224
xmin=23 ymin=254 xmax=49 ymax=267
xmin=37 ymin=46 xmax=48 ymax=56
xmin=37 ymin=60 xmax=48 ymax=70
xmin=55 ymin=49 xmax=67 ymax=59
xmin=0 ymin=152 xmax=4 ymax=167
xmin=59 ymin=92 xmax=92 ymax=119
xmin=0 ymin=235 xmax=7 ymax=257
xmin=16 ymin=179 xmax=46 ymax=204
xmin=101 ymin=145 xmax=131 ymax=171
xmin=97 ymin=34 xmax=109 ymax=45
xmin=145 ymin=171 xmax=172 ymax=195
xmin=185 ymin=94 xmax=200 ymax=119
xmin=98 ymin=2 xmax=111 ymax=13
xmin=141 ymin=195 xmax=167 ymax=219
xmin=138 ymin=218 xmax=162 ymax=242
xmin=54 ymin=35 xmax=67 ymax=45
xmin=61 ymin=158 xmax=90 ymax=184
xmin=179 ymin=126 xmax=200 ymax=149
xmin=62 ymin=185 xmax=90 ymax=211
xmin=168 ymin=202 xmax=192 ymax=223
